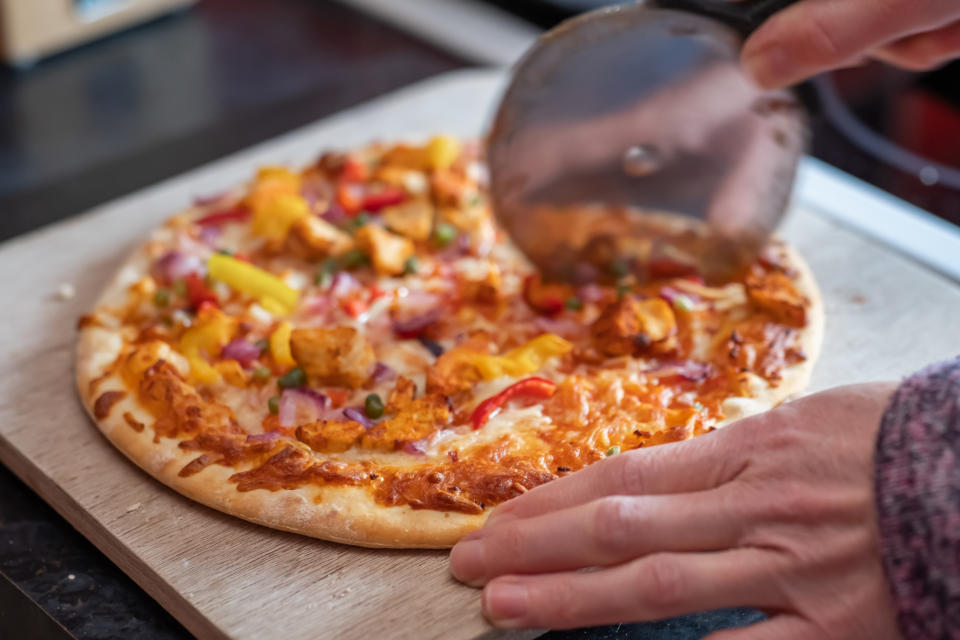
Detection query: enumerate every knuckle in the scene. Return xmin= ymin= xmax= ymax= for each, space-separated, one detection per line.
xmin=615 ymin=451 xmax=648 ymax=494
xmin=492 ymin=523 xmax=528 ymax=560
xmin=592 ymin=497 xmax=640 ymax=555
xmin=798 ymin=9 xmax=848 ymax=60
xmin=635 ymin=555 xmax=687 ymax=610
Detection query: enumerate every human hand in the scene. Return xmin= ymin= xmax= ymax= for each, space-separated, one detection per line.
xmin=742 ymin=0 xmax=960 ymax=88
xmin=449 ymin=383 xmax=903 ymax=638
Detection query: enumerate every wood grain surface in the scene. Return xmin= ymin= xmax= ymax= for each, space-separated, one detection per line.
xmin=1 ymin=70 xmax=959 ymax=640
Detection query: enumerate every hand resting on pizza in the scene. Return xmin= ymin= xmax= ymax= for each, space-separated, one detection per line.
xmin=451 ymin=357 xmax=960 ymax=638
xmin=741 ymin=0 xmax=960 ymax=88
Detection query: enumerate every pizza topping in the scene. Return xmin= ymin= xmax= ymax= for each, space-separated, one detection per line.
xmin=221 ymin=338 xmax=262 ymax=368
xmin=590 ymin=296 xmax=676 ymax=357
xmin=151 ymin=251 xmax=204 ymax=286
xmin=383 ymin=198 xmax=434 ymax=242
xmin=745 ymin=269 xmax=808 ymax=328
xmin=194 ymin=206 xmax=250 ymax=227
xmin=277 ymin=367 xmax=307 ymax=390
xmin=364 ymin=393 xmax=385 ymax=419
xmin=360 ymin=393 xmax=452 ymax=451
xmin=290 ymin=326 xmax=375 ymax=389
xmin=269 ymin=322 xmax=297 ymax=369
xmin=207 ymin=254 xmax=298 ymax=315
xmin=471 ymin=377 xmax=558 ymax=430
xmin=427 ymin=334 xmax=571 ymax=395
xmin=296 ymin=420 xmax=368 ymax=453
xmin=180 ymin=308 xmax=235 ymax=384
xmin=285 ymin=216 xmax=354 ymax=262
xmin=277 ymin=388 xmax=329 ymax=428
xmin=523 ymin=275 xmax=572 ymax=316
xmin=354 ymin=225 xmax=415 ymax=276
xmin=184 ymin=273 xmax=218 ymax=311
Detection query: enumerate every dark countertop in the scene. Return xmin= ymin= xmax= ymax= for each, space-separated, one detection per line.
xmin=0 ymin=0 xmax=830 ymax=638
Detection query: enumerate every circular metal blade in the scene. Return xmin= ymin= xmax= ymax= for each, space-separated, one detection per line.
xmin=487 ymin=2 xmax=808 ymax=284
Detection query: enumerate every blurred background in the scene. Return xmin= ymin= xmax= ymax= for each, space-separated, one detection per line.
xmin=0 ymin=0 xmax=957 ymax=246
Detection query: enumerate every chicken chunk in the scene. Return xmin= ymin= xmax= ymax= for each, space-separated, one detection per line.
xmin=387 ymin=376 xmax=417 ymax=412
xmin=590 ymin=297 xmax=676 ymax=357
xmin=295 ymin=420 xmax=367 ymax=453
xmin=360 ymin=393 xmax=452 ymax=451
xmin=354 ymin=225 xmax=415 ymax=276
xmin=285 ymin=216 xmax=354 ymax=261
xmin=290 ymin=326 xmax=375 ymax=389
xmin=745 ymin=270 xmax=807 ymax=328
xmin=382 ymin=198 xmax=434 ymax=242
xmin=460 ymin=264 xmax=501 ymax=305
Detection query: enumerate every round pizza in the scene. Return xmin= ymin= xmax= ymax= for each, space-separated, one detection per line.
xmin=76 ymin=136 xmax=823 ymax=548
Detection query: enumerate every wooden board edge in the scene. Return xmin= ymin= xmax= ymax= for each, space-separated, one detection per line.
xmin=0 ymin=432 xmax=228 ymax=640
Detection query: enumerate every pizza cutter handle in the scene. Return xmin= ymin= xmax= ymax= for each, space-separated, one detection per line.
xmin=653 ymin=0 xmax=800 ymax=38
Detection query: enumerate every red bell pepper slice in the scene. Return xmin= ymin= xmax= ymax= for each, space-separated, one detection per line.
xmin=471 ymin=377 xmax=557 ymax=430
xmin=195 ymin=207 xmax=250 ymax=227
xmin=337 ymin=183 xmax=364 ymax=216
xmin=360 ymin=188 xmax=407 ymax=213
xmin=342 ymin=298 xmax=369 ymax=318
xmin=522 ymin=275 xmax=570 ymax=316
xmin=648 ymin=257 xmax=700 ymax=281
xmin=341 ymin=158 xmax=370 ymax=183
xmin=184 ymin=273 xmax=218 ymax=311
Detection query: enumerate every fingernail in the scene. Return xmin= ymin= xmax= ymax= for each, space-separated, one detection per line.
xmin=744 ymin=46 xmax=793 ymax=89
xmin=449 ymin=539 xmax=486 ymax=587
xmin=483 ymin=581 xmax=528 ymax=627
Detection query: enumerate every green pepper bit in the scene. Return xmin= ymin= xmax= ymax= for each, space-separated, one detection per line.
xmin=606 ymin=446 xmax=621 ymax=456
xmin=172 ymin=279 xmax=188 ymax=298
xmin=277 ymin=368 xmax=306 ymax=389
xmin=268 ymin=396 xmax=281 ymax=414
xmin=403 ymin=256 xmax=420 ymax=276
xmin=153 ymin=288 xmax=172 ymax=308
xmin=432 ymin=222 xmax=458 ymax=248
xmin=252 ymin=367 xmax=272 ymax=382
xmin=340 ymin=248 xmax=369 ymax=270
xmin=365 ymin=393 xmax=385 ymax=420
xmin=254 ymin=338 xmax=270 ymax=353
xmin=565 ymin=297 xmax=583 ymax=311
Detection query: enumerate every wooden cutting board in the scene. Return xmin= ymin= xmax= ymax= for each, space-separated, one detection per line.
xmin=1 ymin=69 xmax=959 ymax=640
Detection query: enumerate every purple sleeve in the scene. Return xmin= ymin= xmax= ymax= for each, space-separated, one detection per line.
xmin=875 ymin=357 xmax=960 ymax=639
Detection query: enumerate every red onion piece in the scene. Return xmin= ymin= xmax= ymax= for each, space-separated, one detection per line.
xmin=246 ymin=431 xmax=283 ymax=444
xmin=330 ymin=272 xmax=361 ymax=299
xmin=576 ymin=283 xmax=608 ymax=304
xmin=534 ymin=316 xmax=582 ymax=337
xmin=645 ymin=361 xmax=712 ymax=382
xmin=278 ymin=388 xmax=329 ymax=428
xmin=372 ymin=362 xmax=397 ymax=383
xmin=199 ymin=226 xmax=221 ymax=246
xmin=194 ymin=191 xmax=228 ymax=207
xmin=392 ymin=307 xmax=443 ymax=338
xmin=402 ymin=439 xmax=428 ymax=456
xmin=221 ymin=339 xmax=261 ymax=368
xmin=301 ymin=177 xmax=332 ymax=210
xmin=659 ymin=286 xmax=699 ymax=305
xmin=151 ymin=251 xmax=205 ymax=285
xmin=321 ymin=204 xmax=349 ymax=226
xmin=342 ymin=407 xmax=374 ymax=429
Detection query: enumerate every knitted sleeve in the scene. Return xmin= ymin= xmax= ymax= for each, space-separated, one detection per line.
xmin=875 ymin=357 xmax=960 ymax=639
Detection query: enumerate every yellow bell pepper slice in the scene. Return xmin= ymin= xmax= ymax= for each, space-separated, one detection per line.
xmin=472 ymin=334 xmax=572 ymax=380
xmin=269 ymin=321 xmax=297 ymax=369
xmin=426 ymin=135 xmax=461 ymax=171
xmin=180 ymin=307 xmax=235 ymax=384
xmin=207 ymin=254 xmax=299 ymax=315
xmin=250 ymin=192 xmax=310 ymax=242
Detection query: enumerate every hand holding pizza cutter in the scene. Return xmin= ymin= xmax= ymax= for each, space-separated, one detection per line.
xmin=487 ymin=0 xmax=808 ymax=285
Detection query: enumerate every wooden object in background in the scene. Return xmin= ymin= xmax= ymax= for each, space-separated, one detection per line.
xmin=0 ymin=71 xmax=958 ymax=639
xmin=0 ymin=0 xmax=195 ymax=64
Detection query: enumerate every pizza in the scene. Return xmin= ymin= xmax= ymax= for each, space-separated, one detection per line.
xmin=76 ymin=136 xmax=823 ymax=548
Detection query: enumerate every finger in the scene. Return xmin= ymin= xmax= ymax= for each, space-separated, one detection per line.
xmin=742 ymin=0 xmax=960 ymax=88
xmin=452 ymin=490 xmax=740 ymax=586
xmin=484 ymin=428 xmax=744 ymax=525
xmin=703 ymin=615 xmax=811 ymax=640
xmin=481 ymin=550 xmax=787 ymax=629
xmin=871 ymin=20 xmax=960 ymax=71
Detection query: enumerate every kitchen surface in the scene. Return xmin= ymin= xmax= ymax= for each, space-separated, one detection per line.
xmin=1 ymin=1 xmax=958 ymax=639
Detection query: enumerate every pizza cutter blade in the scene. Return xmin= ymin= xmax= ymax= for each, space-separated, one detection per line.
xmin=487 ymin=0 xmax=808 ymax=284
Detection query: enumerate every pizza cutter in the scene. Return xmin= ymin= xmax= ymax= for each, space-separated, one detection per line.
xmin=487 ymin=0 xmax=808 ymax=284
